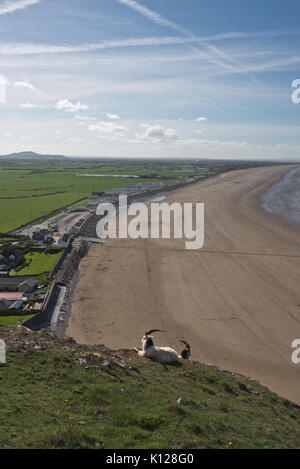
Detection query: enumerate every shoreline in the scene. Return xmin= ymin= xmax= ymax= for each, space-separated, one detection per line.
xmin=260 ymin=166 xmax=300 ymax=230
xmin=66 ymin=164 xmax=300 ymax=405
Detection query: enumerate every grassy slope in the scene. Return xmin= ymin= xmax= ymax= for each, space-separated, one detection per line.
xmin=0 ymin=346 xmax=299 ymax=449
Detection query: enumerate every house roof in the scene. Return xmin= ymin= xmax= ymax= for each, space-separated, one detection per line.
xmin=0 ymin=299 xmax=11 ymax=308
xmin=19 ymin=278 xmax=38 ymax=287
xmin=59 ymin=234 xmax=69 ymax=243
xmin=9 ymin=300 xmax=24 ymax=310
xmin=0 ymin=292 xmax=23 ymax=301
xmin=0 ymin=277 xmax=22 ymax=285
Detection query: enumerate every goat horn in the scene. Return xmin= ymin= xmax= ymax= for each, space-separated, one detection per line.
xmin=144 ymin=329 xmax=165 ymax=336
xmin=180 ymin=340 xmax=190 ymax=348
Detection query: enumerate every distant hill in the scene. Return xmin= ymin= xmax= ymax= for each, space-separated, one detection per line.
xmin=0 ymin=151 xmax=68 ymax=161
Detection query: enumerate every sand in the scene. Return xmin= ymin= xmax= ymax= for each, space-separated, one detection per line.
xmin=67 ymin=165 xmax=300 ymax=404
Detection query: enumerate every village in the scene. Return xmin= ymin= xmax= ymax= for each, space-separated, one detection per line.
xmin=0 ymin=178 xmax=198 ymax=326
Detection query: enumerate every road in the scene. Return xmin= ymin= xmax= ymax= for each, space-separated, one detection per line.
xmin=18 ymin=210 xmax=90 ymax=239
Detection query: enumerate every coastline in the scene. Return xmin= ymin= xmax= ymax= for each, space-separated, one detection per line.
xmin=260 ymin=166 xmax=300 ymax=229
xmin=66 ymin=164 xmax=300 ymax=405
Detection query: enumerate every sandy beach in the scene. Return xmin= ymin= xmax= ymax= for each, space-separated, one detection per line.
xmin=67 ymin=164 xmax=300 ymax=404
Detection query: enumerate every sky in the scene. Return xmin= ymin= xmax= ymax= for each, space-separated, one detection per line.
xmin=0 ymin=0 xmax=299 ymax=159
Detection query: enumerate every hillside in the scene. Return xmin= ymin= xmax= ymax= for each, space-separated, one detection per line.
xmin=0 ymin=324 xmax=299 ymax=449
xmin=0 ymin=151 xmax=68 ymax=161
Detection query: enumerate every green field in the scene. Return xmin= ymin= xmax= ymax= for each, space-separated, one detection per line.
xmin=0 ymin=336 xmax=299 ymax=449
xmin=0 ymin=162 xmax=205 ymax=233
xmin=0 ymin=166 xmax=139 ymax=233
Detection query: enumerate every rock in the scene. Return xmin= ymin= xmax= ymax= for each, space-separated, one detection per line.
xmin=238 ymin=382 xmax=263 ymax=399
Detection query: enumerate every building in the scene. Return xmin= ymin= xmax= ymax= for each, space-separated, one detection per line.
xmin=0 ymin=300 xmax=12 ymax=312
xmin=72 ymin=205 xmax=87 ymax=212
xmin=0 ymin=296 xmax=25 ymax=312
xmin=0 ymin=251 xmax=24 ymax=269
xmin=0 ymin=277 xmax=38 ymax=293
xmin=57 ymin=234 xmax=70 ymax=249
xmin=0 ymin=287 xmax=30 ymax=313
xmin=0 ymin=292 xmax=23 ymax=301
xmin=18 ymin=279 xmax=38 ymax=293
xmin=32 ymin=229 xmax=53 ymax=243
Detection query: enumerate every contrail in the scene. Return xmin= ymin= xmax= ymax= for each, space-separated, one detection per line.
xmin=0 ymin=0 xmax=40 ymax=15
xmin=115 ymin=0 xmax=242 ymax=72
xmin=116 ymin=0 xmax=190 ymax=35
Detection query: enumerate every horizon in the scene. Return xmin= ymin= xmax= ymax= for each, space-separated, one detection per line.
xmin=0 ymin=0 xmax=299 ymax=160
xmin=1 ymin=149 xmax=300 ymax=163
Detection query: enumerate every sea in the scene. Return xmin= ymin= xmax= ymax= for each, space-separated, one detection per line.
xmin=261 ymin=166 xmax=300 ymax=224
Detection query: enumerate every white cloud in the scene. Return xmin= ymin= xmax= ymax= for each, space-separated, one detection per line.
xmin=0 ymin=0 xmax=39 ymax=15
xmin=20 ymin=102 xmax=43 ymax=108
xmin=107 ymin=113 xmax=120 ymax=120
xmin=89 ymin=121 xmax=126 ymax=135
xmin=195 ymin=117 xmax=207 ymax=122
xmin=74 ymin=115 xmax=96 ymax=124
xmin=12 ymin=80 xmax=39 ymax=93
xmin=137 ymin=124 xmax=179 ymax=142
xmin=55 ymin=99 xmax=89 ymax=113
xmin=74 ymin=115 xmax=95 ymax=120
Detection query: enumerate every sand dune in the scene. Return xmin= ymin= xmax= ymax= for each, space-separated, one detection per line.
xmin=67 ymin=165 xmax=300 ymax=404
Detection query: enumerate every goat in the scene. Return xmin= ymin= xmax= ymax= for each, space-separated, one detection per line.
xmin=134 ymin=329 xmax=191 ymax=364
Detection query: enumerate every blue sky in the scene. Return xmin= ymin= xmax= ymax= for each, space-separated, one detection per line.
xmin=0 ymin=0 xmax=299 ymax=159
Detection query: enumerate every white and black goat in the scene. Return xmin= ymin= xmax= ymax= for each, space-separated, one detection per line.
xmin=134 ymin=329 xmax=191 ymax=364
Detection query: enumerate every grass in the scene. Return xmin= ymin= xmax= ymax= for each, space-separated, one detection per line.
xmin=0 ymin=347 xmax=299 ymax=449
xmin=0 ymin=315 xmax=35 ymax=325
xmin=0 ymin=174 xmax=141 ymax=233
xmin=0 ymin=162 xmax=207 ymax=233
xmin=12 ymin=251 xmax=62 ymax=276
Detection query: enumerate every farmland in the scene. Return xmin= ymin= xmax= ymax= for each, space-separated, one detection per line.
xmin=0 ymin=157 xmax=274 ymax=234
xmin=0 ymin=159 xmax=205 ymax=233
xmin=0 ymin=165 xmax=142 ymax=233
